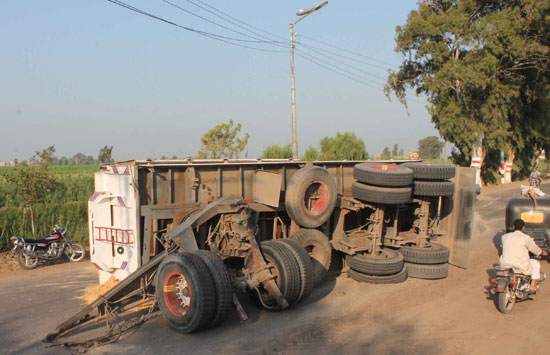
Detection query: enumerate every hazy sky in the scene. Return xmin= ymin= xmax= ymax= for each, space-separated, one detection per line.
xmin=0 ymin=0 xmax=439 ymax=161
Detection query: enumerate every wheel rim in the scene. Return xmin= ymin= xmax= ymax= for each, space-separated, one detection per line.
xmin=368 ymin=164 xmax=401 ymax=171
xmin=69 ymin=245 xmax=84 ymax=260
xmin=503 ymin=289 xmax=515 ymax=312
xmin=163 ymin=271 xmax=191 ymax=317
xmin=25 ymin=255 xmax=37 ymax=267
xmin=304 ymin=181 xmax=329 ymax=216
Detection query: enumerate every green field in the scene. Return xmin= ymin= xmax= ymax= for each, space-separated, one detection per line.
xmin=0 ymin=165 xmax=97 ymax=252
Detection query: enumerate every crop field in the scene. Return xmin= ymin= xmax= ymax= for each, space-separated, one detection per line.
xmin=0 ymin=165 xmax=97 ymax=252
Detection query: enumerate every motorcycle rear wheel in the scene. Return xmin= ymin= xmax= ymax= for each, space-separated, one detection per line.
xmin=65 ymin=242 xmax=86 ymax=262
xmin=16 ymin=251 xmax=39 ymax=270
xmin=498 ymin=288 xmax=515 ymax=314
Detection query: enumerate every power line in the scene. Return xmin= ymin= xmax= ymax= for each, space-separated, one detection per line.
xmin=105 ymin=0 xmax=287 ymax=52
xmin=161 ymin=0 xmax=285 ymax=45
xmin=296 ymin=36 xmax=393 ymax=71
xmin=298 ymin=33 xmax=400 ymax=69
xmin=295 ymin=41 xmax=389 ymax=82
xmin=180 ymin=0 xmax=288 ymax=44
xmin=190 ymin=0 xmax=288 ymax=42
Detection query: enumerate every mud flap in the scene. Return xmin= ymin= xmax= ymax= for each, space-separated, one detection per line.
xmin=496 ymin=279 xmax=508 ymax=293
xmin=439 ymin=166 xmax=476 ymax=269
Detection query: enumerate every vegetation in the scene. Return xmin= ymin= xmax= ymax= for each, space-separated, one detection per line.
xmin=262 ymin=144 xmax=293 ymax=159
xmin=197 ymin=120 xmax=250 ymax=159
xmin=98 ymin=145 xmax=114 ymax=164
xmin=0 ymin=165 xmax=96 ymax=252
xmin=303 ymin=132 xmax=369 ymax=161
xmin=418 ymin=136 xmax=445 ymax=159
xmin=386 ymin=0 xmax=550 ymax=183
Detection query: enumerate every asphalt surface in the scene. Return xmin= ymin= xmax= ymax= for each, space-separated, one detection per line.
xmin=0 ymin=181 xmax=548 ymax=354
xmin=0 ymin=260 xmax=97 ymax=354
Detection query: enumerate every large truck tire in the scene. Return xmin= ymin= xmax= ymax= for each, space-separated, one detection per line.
xmin=290 ymin=229 xmax=332 ymax=286
xmin=279 ymin=239 xmax=314 ymax=303
xmin=285 ymin=166 xmax=337 ymax=228
xmin=352 ymin=182 xmax=412 ymax=205
xmin=347 ymin=266 xmax=408 ymax=284
xmin=353 ymin=163 xmax=413 ymax=187
xmin=401 ymin=162 xmax=456 ymax=180
xmin=405 ymin=262 xmax=449 ymax=279
xmin=412 ymin=180 xmax=454 ymax=197
xmin=246 ymin=241 xmax=302 ymax=310
xmin=193 ymin=250 xmax=233 ymax=328
xmin=156 ymin=253 xmax=216 ymax=333
xmin=400 ymin=243 xmax=450 ymax=264
xmin=345 ymin=249 xmax=404 ymax=276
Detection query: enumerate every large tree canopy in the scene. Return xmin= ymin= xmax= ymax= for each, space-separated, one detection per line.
xmin=386 ymin=0 xmax=550 ymax=181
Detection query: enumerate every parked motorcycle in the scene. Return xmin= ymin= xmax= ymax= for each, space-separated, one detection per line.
xmin=492 ymin=265 xmax=546 ymax=313
xmin=11 ymin=225 xmax=86 ymax=270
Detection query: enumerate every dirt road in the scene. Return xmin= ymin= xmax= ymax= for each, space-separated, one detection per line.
xmin=2 ymin=182 xmax=549 ymax=354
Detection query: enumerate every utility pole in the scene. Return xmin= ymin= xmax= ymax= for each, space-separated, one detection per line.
xmin=289 ymin=1 xmax=328 ymax=160
xmin=290 ymin=23 xmax=297 ymax=159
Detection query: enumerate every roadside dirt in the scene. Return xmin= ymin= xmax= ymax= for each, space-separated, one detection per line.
xmin=0 ymin=251 xmax=19 ymax=273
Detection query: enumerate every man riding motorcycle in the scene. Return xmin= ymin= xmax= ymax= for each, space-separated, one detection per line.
xmin=500 ymin=219 xmax=548 ymax=293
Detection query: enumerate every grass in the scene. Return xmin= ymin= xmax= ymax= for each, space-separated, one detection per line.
xmin=0 ymin=165 xmax=96 ymax=252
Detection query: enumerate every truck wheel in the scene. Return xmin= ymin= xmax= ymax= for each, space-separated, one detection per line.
xmin=290 ymin=229 xmax=332 ymax=286
xmin=345 ymin=249 xmax=404 ymax=276
xmin=285 ymin=166 xmax=337 ymax=228
xmin=405 ymin=262 xmax=449 ymax=279
xmin=400 ymin=243 xmax=450 ymax=264
xmin=412 ymin=181 xmax=454 ymax=197
xmin=352 ymin=182 xmax=411 ymax=204
xmin=156 ymin=253 xmax=216 ymax=333
xmin=353 ymin=163 xmax=413 ymax=187
xmin=246 ymin=241 xmax=301 ymax=310
xmin=280 ymin=239 xmax=314 ymax=303
xmin=16 ymin=251 xmax=39 ymax=270
xmin=401 ymin=162 xmax=456 ymax=180
xmin=347 ymin=266 xmax=408 ymax=284
xmin=193 ymin=250 xmax=233 ymax=328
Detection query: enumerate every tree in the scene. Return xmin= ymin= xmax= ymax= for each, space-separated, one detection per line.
xmin=386 ymin=0 xmax=550 ymax=182
xmin=4 ymin=164 xmax=62 ymax=234
xmin=381 ymin=147 xmax=391 ymax=159
xmin=392 ymin=144 xmax=399 ymax=157
xmin=98 ymin=145 xmax=114 ymax=164
xmin=302 ymin=146 xmax=320 ymax=161
xmin=34 ymin=145 xmax=56 ymax=166
xmin=418 ymin=136 xmax=445 ymax=159
xmin=262 ymin=144 xmax=293 ymax=159
xmin=197 ymin=120 xmax=250 ymax=159
xmin=319 ymin=132 xmax=368 ymax=160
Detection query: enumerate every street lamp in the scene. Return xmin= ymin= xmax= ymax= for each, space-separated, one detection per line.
xmin=290 ymin=1 xmax=328 ymax=160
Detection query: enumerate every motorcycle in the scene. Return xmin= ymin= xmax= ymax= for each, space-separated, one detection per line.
xmin=11 ymin=225 xmax=86 ymax=270
xmin=491 ymin=265 xmax=546 ymax=313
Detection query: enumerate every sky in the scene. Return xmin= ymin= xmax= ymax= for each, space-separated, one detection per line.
xmin=0 ymin=0 xmax=441 ymax=161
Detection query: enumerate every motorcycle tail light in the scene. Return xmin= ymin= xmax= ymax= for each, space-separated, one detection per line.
xmin=511 ymin=280 xmax=517 ymax=285
xmin=497 ymin=286 xmax=504 ymax=292
xmin=491 ymin=278 xmax=496 ymax=283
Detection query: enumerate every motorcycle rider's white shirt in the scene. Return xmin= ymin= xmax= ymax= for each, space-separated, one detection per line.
xmin=500 ymin=230 xmax=541 ymax=276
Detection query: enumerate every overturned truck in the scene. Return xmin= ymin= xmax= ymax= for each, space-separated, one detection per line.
xmin=46 ymin=159 xmax=475 ymax=345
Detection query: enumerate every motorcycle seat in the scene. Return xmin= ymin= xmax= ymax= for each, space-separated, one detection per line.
xmin=23 ymin=238 xmax=50 ymax=244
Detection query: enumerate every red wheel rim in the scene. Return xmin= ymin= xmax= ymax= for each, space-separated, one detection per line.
xmin=367 ymin=164 xmax=400 ymax=171
xmin=163 ymin=271 xmax=191 ymax=317
xmin=304 ymin=181 xmax=329 ymax=216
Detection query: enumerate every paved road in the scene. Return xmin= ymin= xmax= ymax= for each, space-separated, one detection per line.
xmin=1 ymin=182 xmax=548 ymax=354
xmin=0 ymin=260 xmax=97 ymax=354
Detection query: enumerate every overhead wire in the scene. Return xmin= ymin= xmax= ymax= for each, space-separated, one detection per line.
xmin=160 ymin=0 xmax=285 ymax=45
xmin=105 ymin=0 xmax=288 ymax=52
xmin=105 ymin=0 xmax=425 ymax=104
xmin=298 ymin=33 xmax=401 ymax=69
